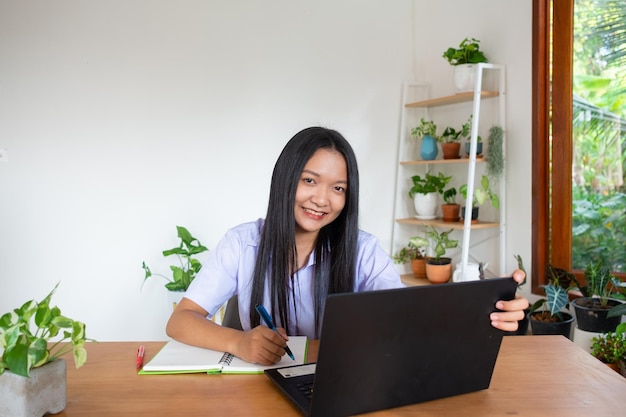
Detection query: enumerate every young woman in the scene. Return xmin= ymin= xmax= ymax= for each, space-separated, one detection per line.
xmin=166 ymin=127 xmax=529 ymax=365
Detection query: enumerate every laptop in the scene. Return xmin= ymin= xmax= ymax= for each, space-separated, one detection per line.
xmin=265 ymin=277 xmax=517 ymax=417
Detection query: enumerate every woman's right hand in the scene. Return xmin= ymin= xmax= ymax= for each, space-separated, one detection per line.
xmin=235 ymin=325 xmax=289 ymax=365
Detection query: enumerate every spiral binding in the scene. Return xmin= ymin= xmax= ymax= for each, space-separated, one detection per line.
xmin=220 ymin=352 xmax=234 ymax=366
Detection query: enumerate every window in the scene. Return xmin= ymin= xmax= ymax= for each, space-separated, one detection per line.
xmin=532 ymin=0 xmax=626 ymax=291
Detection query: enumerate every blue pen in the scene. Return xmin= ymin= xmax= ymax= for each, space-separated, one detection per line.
xmin=255 ymin=304 xmax=295 ymax=361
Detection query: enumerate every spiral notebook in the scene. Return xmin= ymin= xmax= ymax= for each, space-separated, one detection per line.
xmin=140 ymin=336 xmax=308 ymax=375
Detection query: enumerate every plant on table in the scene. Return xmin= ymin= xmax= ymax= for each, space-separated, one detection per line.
xmin=528 ymin=264 xmax=575 ymax=323
xmin=142 ymin=225 xmax=209 ymax=292
xmin=0 ymin=283 xmax=88 ymax=377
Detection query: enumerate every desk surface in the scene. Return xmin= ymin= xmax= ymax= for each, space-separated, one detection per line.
xmin=57 ymin=336 xmax=625 ymax=417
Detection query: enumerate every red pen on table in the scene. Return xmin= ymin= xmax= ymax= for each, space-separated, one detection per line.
xmin=136 ymin=345 xmax=145 ymax=370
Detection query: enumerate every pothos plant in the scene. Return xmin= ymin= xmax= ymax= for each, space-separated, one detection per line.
xmin=392 ymin=237 xmax=427 ymax=264
xmin=442 ymin=37 xmax=488 ymax=65
xmin=142 ymin=225 xmax=209 ymax=292
xmin=0 ymin=283 xmax=88 ymax=377
xmin=440 ymin=115 xmax=472 ymax=143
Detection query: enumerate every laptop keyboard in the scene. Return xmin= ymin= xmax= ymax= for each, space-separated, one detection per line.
xmin=295 ymin=381 xmax=314 ymax=399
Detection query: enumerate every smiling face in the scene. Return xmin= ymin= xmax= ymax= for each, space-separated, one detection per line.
xmin=294 ymin=148 xmax=348 ymax=239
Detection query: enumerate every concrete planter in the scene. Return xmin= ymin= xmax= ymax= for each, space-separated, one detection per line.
xmin=0 ymin=358 xmax=66 ymax=417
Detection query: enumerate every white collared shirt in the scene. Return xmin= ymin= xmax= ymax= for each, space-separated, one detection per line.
xmin=184 ymin=218 xmax=403 ymax=338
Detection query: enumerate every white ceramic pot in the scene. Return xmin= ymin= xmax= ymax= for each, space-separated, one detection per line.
xmin=413 ymin=192 xmax=438 ymax=219
xmin=453 ymin=64 xmax=477 ymax=92
xmin=452 ymin=262 xmax=487 ymax=282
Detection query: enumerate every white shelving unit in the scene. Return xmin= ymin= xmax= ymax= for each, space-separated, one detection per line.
xmin=391 ymin=64 xmax=506 ymax=285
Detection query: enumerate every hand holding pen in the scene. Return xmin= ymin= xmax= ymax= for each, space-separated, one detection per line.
xmin=255 ymin=304 xmax=295 ymax=361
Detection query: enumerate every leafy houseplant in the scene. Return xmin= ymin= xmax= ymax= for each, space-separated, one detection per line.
xmin=570 ymin=261 xmax=624 ymax=333
xmin=0 ymin=283 xmax=89 ymax=416
xmin=459 ymin=175 xmax=499 ymax=221
xmin=528 ymin=264 xmax=576 ymax=338
xmin=392 ymin=238 xmax=427 ymax=278
xmin=411 ymin=118 xmax=439 ymax=161
xmin=408 ymin=172 xmax=451 ymax=198
xmin=440 ymin=116 xmax=472 ymax=160
xmin=442 ymin=37 xmax=488 ymax=65
xmin=442 ymin=37 xmax=489 ymax=92
xmin=441 ymin=187 xmax=460 ymax=222
xmin=459 ymin=175 xmax=499 ymax=209
xmin=142 ymin=225 xmax=209 ymax=292
xmin=590 ymin=327 xmax=626 ymax=367
xmin=440 ymin=116 xmax=472 ymax=143
xmin=410 ymin=117 xmax=438 ymax=140
xmin=0 ymin=283 xmax=88 ymax=378
xmin=409 ymin=172 xmax=452 ymax=219
xmin=419 ymin=226 xmax=458 ymax=284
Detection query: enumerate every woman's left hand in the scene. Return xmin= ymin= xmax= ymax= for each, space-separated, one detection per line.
xmin=490 ymin=269 xmax=530 ymax=332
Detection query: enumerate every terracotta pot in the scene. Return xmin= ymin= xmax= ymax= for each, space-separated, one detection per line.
xmin=410 ymin=258 xmax=427 ymax=278
xmin=425 ymin=258 xmax=452 ymax=284
xmin=441 ymin=204 xmax=460 ymax=222
xmin=441 ymin=142 xmax=461 ymax=159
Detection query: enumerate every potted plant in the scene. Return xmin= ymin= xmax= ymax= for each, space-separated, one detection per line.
xmin=441 ymin=186 xmax=460 ymax=222
xmin=570 ymin=261 xmax=624 ymax=333
xmin=465 ymin=135 xmax=483 ymax=157
xmin=420 ymin=226 xmax=458 ymax=284
xmin=410 ymin=117 xmax=439 ymax=160
xmin=442 ymin=37 xmax=489 ymax=92
xmin=528 ymin=264 xmax=576 ymax=338
xmin=142 ymin=225 xmax=209 ymax=309
xmin=440 ymin=115 xmax=471 ymax=159
xmin=0 ymin=283 xmax=89 ymax=416
xmin=590 ymin=324 xmax=626 ymax=376
xmin=408 ymin=171 xmax=451 ymax=219
xmin=392 ymin=237 xmax=428 ymax=278
xmin=459 ymin=175 xmax=499 ymax=222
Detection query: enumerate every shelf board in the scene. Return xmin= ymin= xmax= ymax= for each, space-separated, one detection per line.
xmin=396 ymin=217 xmax=499 ymax=230
xmin=401 ymin=274 xmax=432 ymax=287
xmin=405 ymin=91 xmax=499 ymax=108
xmin=400 ymin=157 xmax=486 ymax=166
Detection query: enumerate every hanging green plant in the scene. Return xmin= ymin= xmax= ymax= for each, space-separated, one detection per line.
xmin=487 ymin=125 xmax=504 ymax=177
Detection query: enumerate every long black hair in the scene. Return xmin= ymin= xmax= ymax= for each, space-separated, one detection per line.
xmin=249 ymin=127 xmax=360 ymax=337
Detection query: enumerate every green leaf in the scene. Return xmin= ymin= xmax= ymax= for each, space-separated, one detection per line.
xmin=543 ymin=284 xmax=569 ymax=315
xmin=29 ymin=338 xmax=49 ymax=368
xmin=73 ymin=341 xmax=87 ymax=369
xmin=5 ymin=343 xmax=30 ymax=377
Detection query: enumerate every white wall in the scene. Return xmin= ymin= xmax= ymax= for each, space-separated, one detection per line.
xmin=0 ymin=0 xmax=531 ymax=341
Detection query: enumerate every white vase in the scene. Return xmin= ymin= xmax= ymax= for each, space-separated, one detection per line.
xmin=167 ymin=290 xmax=185 ymax=311
xmin=453 ymin=64 xmax=477 ymax=92
xmin=0 ymin=358 xmax=66 ymax=417
xmin=413 ymin=192 xmax=438 ymax=218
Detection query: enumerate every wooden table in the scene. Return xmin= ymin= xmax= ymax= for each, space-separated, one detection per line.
xmin=57 ymin=336 xmax=626 ymax=416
